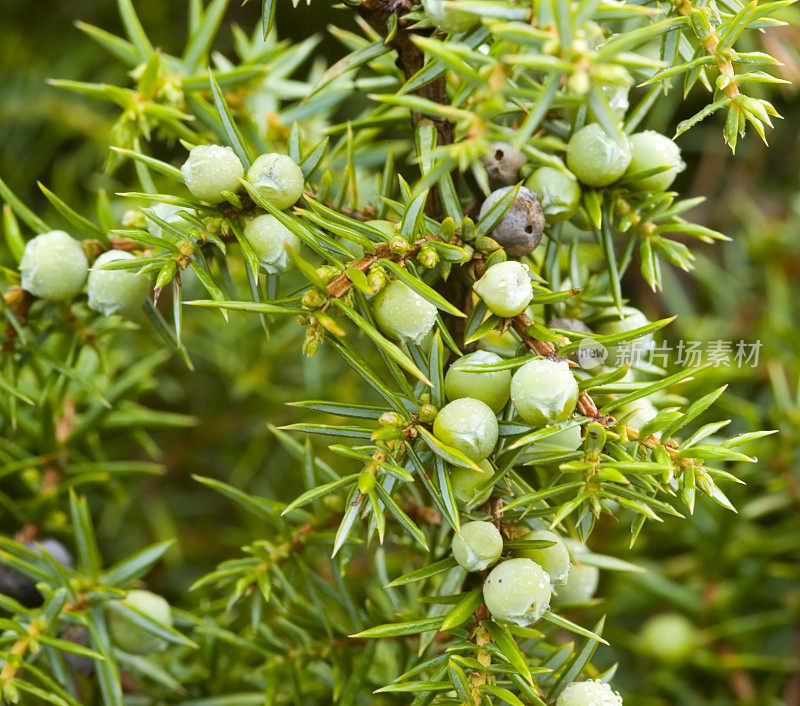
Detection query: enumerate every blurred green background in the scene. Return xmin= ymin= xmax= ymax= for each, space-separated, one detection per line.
xmin=2 ymin=1 xmax=800 ymax=702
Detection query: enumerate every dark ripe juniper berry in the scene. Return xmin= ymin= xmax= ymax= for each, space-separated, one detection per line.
xmin=481 ymin=142 xmax=527 ymax=186
xmin=60 ymin=626 xmax=96 ymax=676
xmin=478 ymin=186 xmax=545 ymax=256
xmin=0 ymin=538 xmax=73 ymax=607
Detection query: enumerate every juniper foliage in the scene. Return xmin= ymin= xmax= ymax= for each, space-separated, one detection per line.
xmin=0 ymin=0 xmax=798 ymax=704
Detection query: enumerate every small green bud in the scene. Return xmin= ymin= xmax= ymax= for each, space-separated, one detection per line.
xmin=569 ymin=38 xmax=589 ymax=56
xmin=358 ymin=470 xmax=376 ymax=494
xmin=301 ymin=289 xmax=325 ymax=310
xmin=417 ymin=403 xmax=438 ymax=424
xmin=440 ymin=217 xmax=455 ymax=241
xmin=246 ymin=153 xmax=304 ymax=210
xmin=474 ymin=235 xmax=502 ymax=253
xmin=221 ymin=190 xmax=243 ymax=209
xmin=379 ymin=411 xmax=405 ymax=427
xmin=567 ymin=70 xmax=591 ymax=96
xmin=542 ymin=39 xmax=558 ymax=55
xmin=316 ymin=265 xmax=341 ymax=284
xmin=418 ymin=245 xmax=439 ymax=269
xmin=616 ymin=212 xmax=636 ymax=232
xmin=367 ymin=267 xmax=388 ymax=293
xmin=461 ymin=217 xmax=476 ymax=242
xmin=155 ymin=261 xmax=177 ymax=289
xmin=302 ymin=333 xmax=320 ymax=356
xmin=388 ymin=236 xmax=409 ymax=256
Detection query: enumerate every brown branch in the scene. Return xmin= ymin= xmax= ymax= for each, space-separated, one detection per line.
xmin=325 ymin=236 xmax=435 ymax=300
xmin=357 ymin=0 xmax=454 ymax=147
xmin=677 ymin=0 xmax=740 ymax=99
xmin=356 ymin=0 xmax=454 ymax=219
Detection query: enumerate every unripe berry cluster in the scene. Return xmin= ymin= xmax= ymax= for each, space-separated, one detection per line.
xmin=19 ymin=231 xmax=151 ymax=317
xmin=446 ymin=511 xmax=602 ymax=627
xmin=566 ymin=123 xmax=682 ymax=191
xmin=181 ymin=145 xmax=306 ymax=274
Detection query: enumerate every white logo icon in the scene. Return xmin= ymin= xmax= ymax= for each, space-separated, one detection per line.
xmin=576 ymin=338 xmax=608 ymax=370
